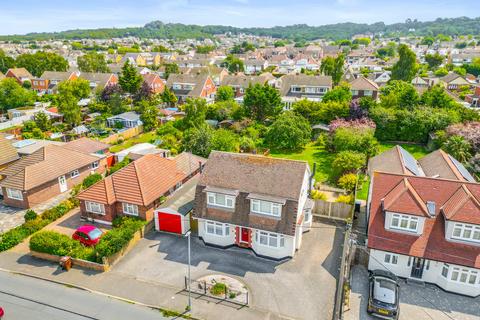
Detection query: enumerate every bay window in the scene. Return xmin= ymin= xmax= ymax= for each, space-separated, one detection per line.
xmin=390 ymin=213 xmax=418 ymax=232
xmin=122 ymin=202 xmax=138 ymax=216
xmin=207 ymin=192 xmax=235 ymax=209
xmin=452 ymin=223 xmax=480 ymax=243
xmin=251 ymin=199 xmax=282 ymax=217
xmin=205 ymin=221 xmax=230 ymax=236
xmin=441 ymin=264 xmax=479 ymax=285
xmin=85 ymin=201 xmax=105 ymax=215
xmin=255 ymin=231 xmax=285 ymax=248
xmin=6 ymin=188 xmax=23 ymax=201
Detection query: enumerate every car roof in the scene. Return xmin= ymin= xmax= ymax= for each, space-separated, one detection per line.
xmin=371 ymin=269 xmax=398 ymax=282
xmin=76 ymin=225 xmax=98 ymax=233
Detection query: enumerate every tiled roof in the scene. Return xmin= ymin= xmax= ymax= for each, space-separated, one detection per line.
xmin=166 ymin=73 xmax=210 ymax=97
xmin=63 ymin=137 xmax=110 ymax=154
xmin=368 ymin=172 xmax=480 ymax=268
xmin=198 ymin=151 xmax=309 ymax=201
xmin=77 ymin=154 xmax=190 ymax=206
xmin=7 ymin=68 xmax=33 ymax=79
xmin=382 ymin=178 xmax=429 ymax=217
xmin=0 ymin=135 xmax=19 ymax=166
xmin=349 ymin=76 xmax=379 ymax=91
xmin=418 ymin=149 xmax=466 ymax=181
xmin=278 ymin=74 xmax=332 ymax=96
xmin=0 ymin=145 xmax=99 ymax=191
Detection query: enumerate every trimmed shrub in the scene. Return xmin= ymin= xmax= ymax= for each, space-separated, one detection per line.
xmin=210 ymin=283 xmax=227 ymax=296
xmin=336 ymin=194 xmax=354 ymax=205
xmin=30 ymin=231 xmax=94 ymax=260
xmin=24 ymin=209 xmax=38 ymax=222
xmin=310 ymin=190 xmax=328 ymax=200
xmin=338 ymin=173 xmax=358 ymax=192
xmin=82 ymin=173 xmax=103 ymax=189
xmin=332 ymin=151 xmax=366 ymax=176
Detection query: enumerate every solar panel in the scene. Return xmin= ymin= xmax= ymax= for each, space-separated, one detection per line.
xmin=399 ymin=147 xmax=420 ymax=176
xmin=448 ymin=155 xmax=476 ymax=182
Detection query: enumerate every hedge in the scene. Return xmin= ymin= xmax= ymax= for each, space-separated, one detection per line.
xmin=0 ymin=199 xmax=77 ymax=252
xmin=28 ymin=217 xmax=146 ymax=263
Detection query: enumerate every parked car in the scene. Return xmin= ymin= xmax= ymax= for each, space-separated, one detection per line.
xmin=0 ymin=306 xmax=4 ymax=318
xmin=367 ymin=270 xmax=400 ymax=319
xmin=72 ymin=225 xmax=104 ymax=246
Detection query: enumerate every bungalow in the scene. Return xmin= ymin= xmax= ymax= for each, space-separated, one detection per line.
xmin=367 ymin=171 xmax=480 ymax=297
xmin=0 ymin=135 xmax=19 ymax=171
xmin=166 ymin=74 xmax=216 ymax=104
xmin=5 ymin=68 xmax=33 ymax=84
xmin=0 ymin=145 xmax=106 ymax=209
xmin=277 ymin=74 xmax=332 ymax=110
xmin=77 ymin=152 xmax=205 ymax=225
xmin=193 ymin=151 xmax=313 ymax=260
xmin=106 ymin=111 xmax=142 ymax=129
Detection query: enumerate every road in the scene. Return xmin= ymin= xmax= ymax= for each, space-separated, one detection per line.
xmin=0 ymin=270 xmax=171 ymax=320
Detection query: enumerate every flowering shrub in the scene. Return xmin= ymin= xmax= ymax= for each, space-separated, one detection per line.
xmin=329 ymin=118 xmax=376 ymax=132
xmin=446 ymin=121 xmax=480 ymax=153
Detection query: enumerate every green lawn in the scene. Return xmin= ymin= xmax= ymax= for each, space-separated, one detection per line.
xmin=378 ymin=142 xmax=428 ymax=159
xmin=109 ymin=131 xmax=158 ymax=153
xmin=270 ymin=143 xmax=335 ymax=183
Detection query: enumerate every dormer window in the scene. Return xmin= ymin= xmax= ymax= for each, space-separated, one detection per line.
xmin=207 ymin=192 xmax=235 ymax=209
xmin=452 ymin=223 xmax=480 ymax=243
xmin=390 ymin=213 xmax=418 ymax=233
xmin=251 ymin=199 xmax=282 ymax=217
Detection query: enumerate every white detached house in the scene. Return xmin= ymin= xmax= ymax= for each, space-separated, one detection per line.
xmin=193 ymin=151 xmax=314 ymax=260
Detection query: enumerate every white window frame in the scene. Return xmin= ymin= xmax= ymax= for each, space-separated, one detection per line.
xmin=205 ymin=221 xmax=230 ymax=237
xmin=384 ymin=253 xmax=398 ymax=265
xmin=70 ymin=169 xmax=80 ymax=178
xmin=6 ymin=188 xmax=23 ymax=201
xmin=207 ymin=192 xmax=235 ymax=209
xmin=390 ymin=213 xmax=419 ymax=233
xmin=255 ymin=231 xmax=285 ymax=248
xmin=91 ymin=161 xmax=99 ymax=169
xmin=250 ymin=199 xmax=282 ymax=217
xmin=122 ymin=202 xmax=139 ymax=216
xmin=85 ymin=201 xmax=105 ymax=215
xmin=449 ymin=266 xmax=478 ymax=286
xmin=452 ymin=223 xmax=480 ymax=243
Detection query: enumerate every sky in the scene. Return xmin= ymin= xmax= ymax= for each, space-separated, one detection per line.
xmin=0 ymin=0 xmax=478 ymax=35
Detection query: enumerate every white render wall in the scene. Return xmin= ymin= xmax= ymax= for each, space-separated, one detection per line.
xmin=197 ymin=219 xmax=235 ymax=247
xmin=369 ymin=249 xmax=480 ymax=297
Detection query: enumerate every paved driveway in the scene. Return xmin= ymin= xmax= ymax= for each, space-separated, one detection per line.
xmin=111 ymin=221 xmax=344 ymax=320
xmin=345 ymin=265 xmax=480 ymax=320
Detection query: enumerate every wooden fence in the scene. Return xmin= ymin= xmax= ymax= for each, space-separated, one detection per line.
xmin=312 ymin=200 xmax=353 ymax=221
xmin=101 ymin=125 xmax=143 ymax=145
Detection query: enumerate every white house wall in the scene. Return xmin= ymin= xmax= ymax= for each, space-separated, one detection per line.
xmin=197 ymin=219 xmax=235 ymax=247
xmin=369 ymin=249 xmax=480 ymax=297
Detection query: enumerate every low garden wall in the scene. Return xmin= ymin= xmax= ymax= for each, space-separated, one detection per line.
xmin=29 ymin=218 xmax=155 ymax=272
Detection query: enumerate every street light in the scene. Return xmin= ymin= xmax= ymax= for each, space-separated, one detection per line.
xmin=184 ymin=230 xmax=192 ymax=312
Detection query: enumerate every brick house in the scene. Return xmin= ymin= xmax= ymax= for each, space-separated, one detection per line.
xmin=32 ymin=71 xmax=79 ymax=94
xmin=77 ymin=152 xmax=205 ymax=225
xmin=166 ymin=74 xmax=216 ymax=104
xmin=142 ymin=73 xmax=165 ymax=94
xmin=367 ymin=172 xmax=480 ymax=297
xmin=0 ymin=145 xmax=107 ymax=209
xmin=349 ymin=75 xmax=379 ymax=100
xmin=277 ymin=74 xmax=332 ymax=110
xmin=5 ymin=68 xmax=33 ymax=84
xmin=193 ymin=151 xmax=314 ymax=260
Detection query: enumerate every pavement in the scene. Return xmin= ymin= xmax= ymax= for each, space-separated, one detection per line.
xmin=344 ymin=265 xmax=480 ymax=320
xmin=0 ymin=221 xmax=344 ymax=320
xmin=0 ymin=270 xmax=171 ymax=320
xmin=0 ymin=192 xmax=72 ymax=233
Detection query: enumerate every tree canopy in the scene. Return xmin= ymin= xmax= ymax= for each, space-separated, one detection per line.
xmin=243 ymin=83 xmax=282 ymax=122
xmin=77 ymin=52 xmax=110 ymax=73
xmin=15 ymin=51 xmax=68 ymax=77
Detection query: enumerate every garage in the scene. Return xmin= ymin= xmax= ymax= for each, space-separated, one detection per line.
xmin=154 ymin=176 xmax=197 ymax=235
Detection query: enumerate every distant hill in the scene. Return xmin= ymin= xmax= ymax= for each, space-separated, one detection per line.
xmin=1 ymin=17 xmax=480 ymax=41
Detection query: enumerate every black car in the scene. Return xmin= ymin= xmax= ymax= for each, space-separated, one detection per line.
xmin=367 ymin=270 xmax=400 ymax=319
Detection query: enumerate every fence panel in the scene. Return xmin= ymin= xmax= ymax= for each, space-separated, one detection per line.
xmin=313 ymin=199 xmax=353 ymax=220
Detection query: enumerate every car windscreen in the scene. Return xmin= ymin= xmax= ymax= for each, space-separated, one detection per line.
xmin=373 ymin=277 xmax=396 ymax=304
xmin=88 ymin=228 xmax=103 ymax=240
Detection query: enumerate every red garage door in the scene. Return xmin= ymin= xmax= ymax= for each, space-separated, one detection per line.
xmin=157 ymin=212 xmax=182 ymax=234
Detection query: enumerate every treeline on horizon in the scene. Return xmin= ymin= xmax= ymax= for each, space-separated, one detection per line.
xmin=1 ymin=17 xmax=480 ymax=42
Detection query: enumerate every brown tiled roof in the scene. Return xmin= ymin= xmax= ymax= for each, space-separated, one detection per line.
xmin=418 ymin=149 xmax=465 ymax=181
xmin=173 ymin=152 xmax=206 ymax=176
xmin=198 ymin=151 xmax=309 ymax=201
xmin=441 ymin=185 xmax=480 ymax=224
xmin=166 ymin=73 xmax=210 ymax=97
xmin=350 ymin=76 xmax=379 ymax=91
xmin=368 ymin=146 xmax=410 ymax=176
xmin=368 ymin=172 xmax=480 ymax=268
xmin=39 ymin=71 xmax=75 ymax=81
xmin=77 ymin=154 xmax=188 ymax=206
xmin=0 ymin=135 xmax=19 ymax=166
xmin=63 ymin=137 xmax=110 ymax=154
xmin=220 ymin=73 xmax=274 ymax=88
xmin=7 ymin=68 xmax=33 ymax=79
xmin=0 ymin=145 xmax=99 ymax=191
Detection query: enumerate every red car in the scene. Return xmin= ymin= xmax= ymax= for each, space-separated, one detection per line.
xmin=0 ymin=306 xmax=4 ymax=318
xmin=72 ymin=225 xmax=104 ymax=246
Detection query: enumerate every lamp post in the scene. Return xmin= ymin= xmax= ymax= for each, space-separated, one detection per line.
xmin=184 ymin=230 xmax=192 ymax=312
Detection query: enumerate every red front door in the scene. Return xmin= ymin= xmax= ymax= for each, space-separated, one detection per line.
xmin=240 ymin=227 xmax=250 ymax=243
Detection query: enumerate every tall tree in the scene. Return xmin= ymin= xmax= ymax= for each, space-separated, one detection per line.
xmin=320 ymin=54 xmax=344 ymax=86
xmin=161 ymin=87 xmax=178 ymax=107
xmin=0 ymin=49 xmax=15 ymax=74
xmin=15 ymin=51 xmax=68 ymax=77
xmin=391 ymin=44 xmax=418 ymax=82
xmin=222 ymin=55 xmax=244 ymax=73
xmin=58 ymin=93 xmax=81 ymax=126
xmin=264 ymin=112 xmax=312 ymax=151
xmin=182 ymin=98 xmax=207 ymax=129
xmin=57 ymin=79 xmax=90 ymax=100
xmin=215 ymin=86 xmax=235 ymax=102
xmin=164 ymin=63 xmax=179 ymax=80
xmin=425 ymin=53 xmax=444 ymax=70
xmin=77 ymin=52 xmax=110 ymax=73
xmin=119 ymin=60 xmax=142 ymax=94
xmin=33 ymin=111 xmax=51 ymax=131
xmin=0 ymin=78 xmax=36 ymax=112
xmin=138 ymin=101 xmax=159 ymax=131
xmin=243 ymin=83 xmax=282 ymax=121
